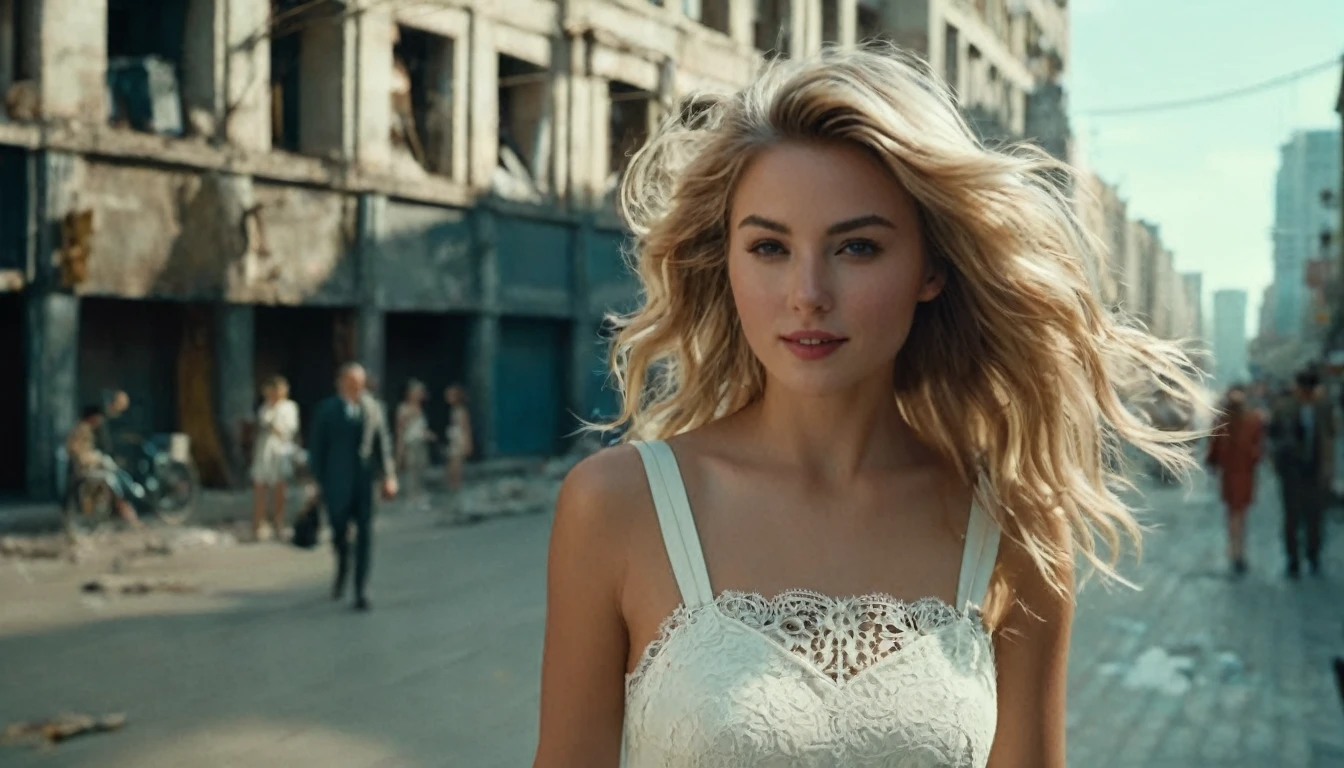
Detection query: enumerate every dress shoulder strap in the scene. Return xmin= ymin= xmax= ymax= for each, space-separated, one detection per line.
xmin=955 ymin=483 xmax=1002 ymax=611
xmin=632 ymin=440 xmax=714 ymax=609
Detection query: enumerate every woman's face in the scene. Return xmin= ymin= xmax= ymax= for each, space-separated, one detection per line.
xmin=727 ymin=141 xmax=941 ymax=398
xmin=274 ymin=382 xmax=289 ymax=401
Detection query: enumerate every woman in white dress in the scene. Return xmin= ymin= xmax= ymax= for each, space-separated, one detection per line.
xmin=443 ymin=384 xmax=473 ymax=506
xmin=250 ymin=375 xmax=299 ymax=541
xmin=533 ymin=46 xmax=1207 ymax=768
xmin=396 ymin=379 xmax=434 ymax=508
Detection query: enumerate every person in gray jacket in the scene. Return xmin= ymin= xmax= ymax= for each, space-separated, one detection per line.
xmin=307 ymin=363 xmax=399 ymax=611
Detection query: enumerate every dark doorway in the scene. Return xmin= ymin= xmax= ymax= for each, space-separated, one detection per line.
xmin=254 ymin=305 xmax=348 ymax=440
xmin=0 ymin=292 xmax=25 ymax=494
xmin=78 ymin=298 xmax=183 ymax=443
xmin=494 ymin=318 xmax=568 ymax=457
xmin=385 ymin=311 xmax=470 ymax=462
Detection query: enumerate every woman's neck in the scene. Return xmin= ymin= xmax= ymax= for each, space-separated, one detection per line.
xmin=733 ymin=377 xmax=930 ymax=483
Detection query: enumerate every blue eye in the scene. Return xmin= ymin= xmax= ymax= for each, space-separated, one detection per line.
xmin=749 ymin=240 xmax=787 ymax=258
xmin=840 ymin=239 xmax=881 ymax=257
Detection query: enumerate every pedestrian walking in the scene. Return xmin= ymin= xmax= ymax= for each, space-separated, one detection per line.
xmin=532 ymin=45 xmax=1207 ymax=768
xmin=308 ymin=363 xmax=398 ymax=611
xmin=250 ymin=375 xmax=299 ymax=541
xmin=443 ymin=383 xmax=473 ymax=514
xmin=1268 ymin=368 xmax=1335 ymax=578
xmin=396 ymin=378 xmax=434 ymax=509
xmin=1206 ymin=383 xmax=1264 ymax=575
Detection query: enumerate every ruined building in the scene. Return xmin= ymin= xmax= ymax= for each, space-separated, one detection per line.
xmin=0 ymin=0 xmax=1073 ymax=498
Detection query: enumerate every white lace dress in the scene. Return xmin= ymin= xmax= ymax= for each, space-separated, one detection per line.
xmin=624 ymin=440 xmax=1002 ymax=768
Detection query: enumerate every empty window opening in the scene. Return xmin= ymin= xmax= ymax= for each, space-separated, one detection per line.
xmin=607 ymin=80 xmax=654 ymax=198
xmin=701 ymin=0 xmax=730 ymax=35
xmin=821 ymin=0 xmax=840 ymax=45
xmin=107 ymin=0 xmax=188 ymax=134
xmin=754 ymin=0 xmax=790 ymax=58
xmin=856 ymin=3 xmax=883 ymax=44
xmin=0 ymin=0 xmax=37 ymax=122
xmin=268 ymin=1 xmax=308 ymax=152
xmin=943 ymin=24 xmax=959 ymax=95
xmin=495 ymin=53 xmax=551 ymax=201
xmin=393 ymin=25 xmax=456 ymax=178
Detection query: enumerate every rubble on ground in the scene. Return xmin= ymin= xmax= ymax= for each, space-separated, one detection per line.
xmin=81 ymin=575 xmax=198 ymax=596
xmin=2 ymin=712 xmax=127 ymax=748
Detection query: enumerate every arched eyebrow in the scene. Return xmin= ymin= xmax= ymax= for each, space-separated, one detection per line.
xmin=736 ymin=214 xmax=896 ymax=235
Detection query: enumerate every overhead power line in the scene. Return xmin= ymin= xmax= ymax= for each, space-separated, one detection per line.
xmin=1077 ymin=55 xmax=1342 ymax=117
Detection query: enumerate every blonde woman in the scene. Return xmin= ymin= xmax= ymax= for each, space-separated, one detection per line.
xmin=251 ymin=375 xmax=299 ymax=541
xmin=533 ymin=45 xmax=1205 ymax=768
xmin=396 ymin=379 xmax=435 ymax=508
xmin=443 ymin=384 xmax=473 ymax=497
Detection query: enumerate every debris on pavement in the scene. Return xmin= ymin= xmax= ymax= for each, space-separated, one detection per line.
xmin=2 ymin=712 xmax=127 ymax=748
xmin=0 ymin=536 xmax=69 ymax=560
xmin=81 ymin=576 xmax=198 ymax=596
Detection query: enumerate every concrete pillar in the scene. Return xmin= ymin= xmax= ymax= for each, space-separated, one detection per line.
xmin=467 ymin=205 xmax=498 ymax=458
xmin=213 ymin=303 xmax=254 ymax=488
xmin=837 ymin=0 xmax=858 ymax=48
xmin=589 ymin=77 xmax=610 ymax=205
xmin=564 ymin=33 xmax=591 ymax=204
xmin=24 ymin=151 xmax=78 ymax=499
xmin=38 ymin=0 xmax=108 ymax=122
xmin=25 ymin=292 xmax=78 ymax=499
xmin=549 ymin=33 xmax=573 ymax=205
xmin=220 ymin=0 xmax=271 ymax=151
xmin=354 ymin=7 xmax=393 ymax=172
xmin=356 ymin=194 xmax=387 ymax=392
xmin=728 ymin=0 xmax=756 ymax=47
xmin=467 ymin=14 xmax=498 ymax=193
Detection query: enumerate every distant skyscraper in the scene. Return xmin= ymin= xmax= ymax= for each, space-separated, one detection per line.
xmin=1271 ymin=129 xmax=1342 ymax=338
xmin=1213 ymin=289 xmax=1249 ymax=385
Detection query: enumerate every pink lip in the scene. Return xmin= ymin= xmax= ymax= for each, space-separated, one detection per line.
xmin=780 ymin=331 xmax=848 ymax=361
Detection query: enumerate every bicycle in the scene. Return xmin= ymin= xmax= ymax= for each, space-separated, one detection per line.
xmin=63 ymin=435 xmax=200 ymax=533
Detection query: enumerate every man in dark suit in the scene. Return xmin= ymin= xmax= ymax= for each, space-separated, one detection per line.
xmin=1268 ymin=368 xmax=1335 ymax=578
xmin=308 ymin=363 xmax=399 ymax=611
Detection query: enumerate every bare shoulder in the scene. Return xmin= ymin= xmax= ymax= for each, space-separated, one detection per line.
xmin=550 ymin=445 xmax=655 ymax=574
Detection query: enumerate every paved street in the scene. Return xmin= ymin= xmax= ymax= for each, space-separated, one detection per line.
xmin=1 ymin=469 xmax=1342 ymax=767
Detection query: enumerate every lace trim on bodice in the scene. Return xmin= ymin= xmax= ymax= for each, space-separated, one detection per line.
xmin=627 ymin=589 xmax=989 ymax=695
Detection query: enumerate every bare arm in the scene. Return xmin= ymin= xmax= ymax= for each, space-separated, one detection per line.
xmin=987 ymin=531 xmax=1074 ymax=768
xmin=533 ymin=451 xmax=633 ymax=767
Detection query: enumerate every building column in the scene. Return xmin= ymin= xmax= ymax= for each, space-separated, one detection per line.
xmin=38 ymin=0 xmax=107 ymax=123
xmin=467 ymin=14 xmax=499 ymax=193
xmin=837 ymin=0 xmax=858 ymax=47
xmin=25 ymin=150 xmax=79 ymax=500
xmin=356 ymin=194 xmax=387 ymax=392
xmin=214 ymin=303 xmax=254 ymax=487
xmin=728 ymin=0 xmax=756 ymax=47
xmin=467 ymin=204 xmax=499 ymax=458
xmin=25 ymin=292 xmax=79 ymax=499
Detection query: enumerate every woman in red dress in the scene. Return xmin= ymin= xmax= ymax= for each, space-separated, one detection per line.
xmin=1206 ymin=384 xmax=1265 ymax=575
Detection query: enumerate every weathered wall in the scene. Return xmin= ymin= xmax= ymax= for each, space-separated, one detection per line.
xmin=38 ymin=0 xmax=108 ymax=122
xmin=73 ymin=162 xmax=355 ymax=304
xmin=496 ymin=213 xmax=573 ymax=315
xmin=587 ymin=227 xmax=636 ymax=316
xmin=379 ymin=200 xmax=475 ymax=311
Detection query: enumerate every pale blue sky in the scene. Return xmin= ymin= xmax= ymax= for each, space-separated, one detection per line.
xmin=1068 ymin=0 xmax=1343 ymax=337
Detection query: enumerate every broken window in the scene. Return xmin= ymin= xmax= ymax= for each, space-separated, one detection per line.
xmin=943 ymin=24 xmax=959 ymax=95
xmin=856 ymin=4 xmax=883 ymax=45
xmin=701 ymin=1 xmax=730 ymax=35
xmin=0 ymin=0 xmax=37 ymax=122
xmin=821 ymin=0 xmax=840 ymax=45
xmin=495 ymin=54 xmax=551 ymax=201
xmin=607 ymin=80 xmax=654 ymax=198
xmin=106 ymin=0 xmax=188 ymax=134
xmin=754 ymin=0 xmax=790 ymax=58
xmin=393 ymin=25 xmax=456 ymax=178
xmin=263 ymin=0 xmax=306 ymax=153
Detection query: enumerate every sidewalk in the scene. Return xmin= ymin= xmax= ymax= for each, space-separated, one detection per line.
xmin=1066 ymin=469 xmax=1344 ymax=767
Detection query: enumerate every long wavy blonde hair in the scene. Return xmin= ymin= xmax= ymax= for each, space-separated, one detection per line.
xmin=600 ymin=44 xmax=1209 ymax=591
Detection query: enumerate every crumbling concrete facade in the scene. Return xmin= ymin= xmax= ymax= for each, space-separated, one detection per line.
xmin=0 ymin=0 xmax=1076 ymax=499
